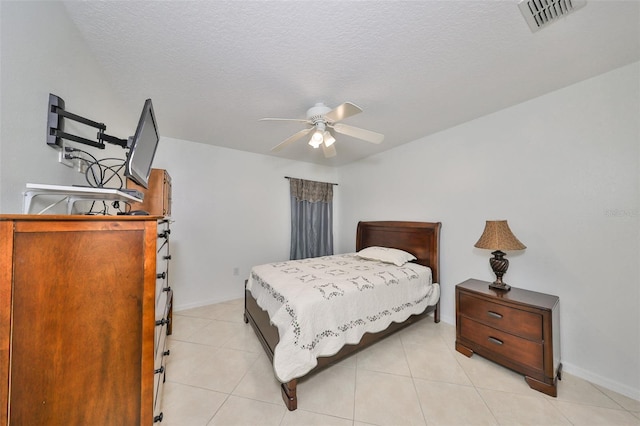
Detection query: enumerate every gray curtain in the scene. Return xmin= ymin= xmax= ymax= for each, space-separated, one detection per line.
xmin=289 ymin=178 xmax=334 ymax=260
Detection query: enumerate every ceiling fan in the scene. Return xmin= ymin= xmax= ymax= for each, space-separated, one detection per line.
xmin=260 ymin=102 xmax=384 ymax=158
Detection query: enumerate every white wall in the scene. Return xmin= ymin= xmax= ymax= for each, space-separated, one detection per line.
xmin=337 ymin=62 xmax=640 ymax=399
xmin=0 ymin=1 xmax=129 ymax=214
xmin=152 ymin=137 xmax=339 ymax=309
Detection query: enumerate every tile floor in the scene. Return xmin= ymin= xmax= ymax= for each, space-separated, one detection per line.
xmin=161 ymin=298 xmax=640 ymax=425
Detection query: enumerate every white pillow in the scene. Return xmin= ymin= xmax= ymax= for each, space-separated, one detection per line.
xmin=356 ymin=246 xmax=417 ymax=266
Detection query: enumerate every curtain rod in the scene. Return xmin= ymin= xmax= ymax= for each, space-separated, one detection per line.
xmin=285 ymin=176 xmax=338 ymax=186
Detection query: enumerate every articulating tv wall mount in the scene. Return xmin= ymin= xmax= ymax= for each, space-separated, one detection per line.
xmin=47 ymin=93 xmax=128 ymax=150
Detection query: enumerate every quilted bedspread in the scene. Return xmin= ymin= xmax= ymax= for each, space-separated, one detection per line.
xmin=246 ymin=253 xmax=440 ymax=382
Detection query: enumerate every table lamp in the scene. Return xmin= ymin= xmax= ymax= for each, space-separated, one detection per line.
xmin=474 ymin=220 xmax=526 ymax=291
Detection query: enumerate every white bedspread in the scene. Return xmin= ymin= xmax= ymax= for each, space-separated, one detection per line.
xmin=246 ymin=253 xmax=440 ymax=382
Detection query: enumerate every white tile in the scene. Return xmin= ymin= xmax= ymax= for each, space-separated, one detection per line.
xmin=396 ymin=316 xmax=443 ymax=346
xmin=185 ymin=319 xmax=248 ymax=348
xmin=478 ymin=388 xmax=571 ymax=425
xmin=281 ymin=409 xmax=353 ymax=426
xmin=170 ymin=315 xmax=212 ymax=341
xmin=551 ymin=400 xmax=640 ymax=425
xmin=223 ymin=321 xmax=266 ymax=353
xmin=414 ymin=379 xmax=498 ymax=425
xmin=549 ymin=373 xmax=623 ymax=409
xmin=208 ymin=395 xmax=285 ymax=426
xmin=296 ymin=364 xmax=356 ymax=419
xmin=404 ymin=338 xmax=472 ymax=385
xmin=167 ymin=341 xmax=259 ymax=393
xmin=232 ymin=353 xmax=284 ymax=405
xmin=354 ymin=369 xmax=425 ymax=425
xmin=178 ymin=298 xmax=245 ymax=322
xmin=160 ymin=381 xmax=227 ymax=426
xmin=356 ymin=334 xmax=412 ymax=376
xmin=455 ymin=351 xmax=534 ymax=395
xmin=595 ymin=384 xmax=640 ymax=412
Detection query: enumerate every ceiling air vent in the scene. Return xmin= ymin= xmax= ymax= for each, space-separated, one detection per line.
xmin=518 ymin=0 xmax=587 ymax=32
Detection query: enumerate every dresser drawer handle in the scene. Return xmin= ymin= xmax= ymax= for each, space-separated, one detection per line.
xmin=154 ymin=412 xmax=163 ymax=423
xmin=157 ymin=272 xmax=166 ymax=280
xmin=154 ymin=366 xmax=165 ymax=375
xmin=155 ymin=318 xmax=170 ymax=326
xmin=487 ymin=311 xmax=503 ymax=319
xmin=488 ymin=337 xmax=504 ymax=346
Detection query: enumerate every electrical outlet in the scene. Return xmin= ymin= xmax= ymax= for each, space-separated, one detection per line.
xmin=77 ymin=157 xmax=87 ymax=173
xmin=58 ymin=140 xmax=74 ymax=168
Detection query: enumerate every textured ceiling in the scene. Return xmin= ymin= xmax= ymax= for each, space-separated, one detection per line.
xmin=62 ymin=1 xmax=640 ymax=166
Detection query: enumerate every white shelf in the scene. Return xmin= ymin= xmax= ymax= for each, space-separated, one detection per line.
xmin=23 ymin=183 xmax=143 ymax=214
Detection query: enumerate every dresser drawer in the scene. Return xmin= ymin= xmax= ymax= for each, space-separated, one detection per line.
xmin=154 ymin=320 xmax=169 ymax=370
xmin=459 ymin=292 xmax=542 ymax=341
xmin=153 ymin=349 xmax=167 ymax=422
xmin=155 ymin=271 xmax=170 ymax=306
xmin=459 ymin=316 xmax=544 ymax=371
xmin=154 ymin=292 xmax=170 ymax=351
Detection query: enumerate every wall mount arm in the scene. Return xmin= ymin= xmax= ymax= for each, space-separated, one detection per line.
xmin=47 ymin=93 xmax=128 ymax=149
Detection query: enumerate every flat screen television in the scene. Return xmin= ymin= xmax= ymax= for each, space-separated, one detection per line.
xmin=124 ymin=99 xmax=159 ymax=189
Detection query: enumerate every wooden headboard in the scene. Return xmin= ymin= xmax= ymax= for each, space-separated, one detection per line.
xmin=355 ymin=221 xmax=442 ymax=283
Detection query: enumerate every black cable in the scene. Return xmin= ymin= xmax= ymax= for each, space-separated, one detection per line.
xmin=66 ymin=148 xmax=132 ymax=214
xmin=66 ymin=147 xmax=102 ymax=186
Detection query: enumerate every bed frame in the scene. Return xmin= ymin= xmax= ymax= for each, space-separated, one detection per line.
xmin=243 ymin=220 xmax=442 ymax=410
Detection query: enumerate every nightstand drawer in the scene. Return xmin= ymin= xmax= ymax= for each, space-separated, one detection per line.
xmin=459 ymin=316 xmax=544 ymax=371
xmin=459 ymin=293 xmax=542 ymax=341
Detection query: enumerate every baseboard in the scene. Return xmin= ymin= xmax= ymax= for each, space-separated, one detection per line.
xmin=440 ymin=313 xmax=455 ymax=326
xmin=561 ymin=361 xmax=640 ymax=401
xmin=174 ymin=295 xmax=242 ymax=312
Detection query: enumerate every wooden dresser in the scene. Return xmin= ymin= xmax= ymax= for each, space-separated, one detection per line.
xmin=455 ymin=278 xmax=561 ymax=396
xmin=0 ymin=215 xmax=168 ymax=424
xmin=127 ymin=168 xmax=174 ymax=421
xmin=127 ymin=168 xmax=172 ymax=217
xmin=153 ymin=217 xmax=172 ymax=421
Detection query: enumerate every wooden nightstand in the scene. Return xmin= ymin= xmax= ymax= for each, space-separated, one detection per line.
xmin=455 ymin=278 xmax=561 ymax=396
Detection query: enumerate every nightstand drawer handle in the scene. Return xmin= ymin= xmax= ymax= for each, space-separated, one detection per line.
xmin=488 ymin=337 xmax=504 ymax=346
xmin=487 ymin=311 xmax=503 ymax=319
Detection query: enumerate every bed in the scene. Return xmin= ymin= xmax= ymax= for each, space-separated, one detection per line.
xmin=243 ymin=220 xmax=442 ymax=410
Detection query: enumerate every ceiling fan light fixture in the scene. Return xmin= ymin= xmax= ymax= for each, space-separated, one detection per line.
xmin=309 ymin=130 xmax=323 ymax=148
xmin=265 ymin=101 xmax=384 ymax=156
xmin=323 ymin=131 xmax=335 ymax=147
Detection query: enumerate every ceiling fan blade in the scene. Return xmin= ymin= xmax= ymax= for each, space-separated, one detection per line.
xmin=332 ymin=123 xmax=384 ymax=144
xmin=260 ymin=118 xmax=309 ymax=123
xmin=322 ymin=141 xmax=337 ymax=158
xmin=324 ymin=102 xmax=362 ymax=123
xmin=271 ymin=127 xmax=314 ymax=152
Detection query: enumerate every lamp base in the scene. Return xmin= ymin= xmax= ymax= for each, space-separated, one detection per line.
xmin=488 ymin=250 xmax=511 ymax=292
xmin=489 ymin=281 xmax=511 ymax=292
